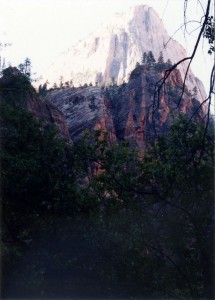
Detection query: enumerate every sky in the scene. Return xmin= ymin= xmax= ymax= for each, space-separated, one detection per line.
xmin=0 ymin=0 xmax=214 ymax=109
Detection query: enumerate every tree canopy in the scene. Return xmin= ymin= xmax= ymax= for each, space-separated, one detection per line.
xmin=1 ymin=1 xmax=214 ymax=297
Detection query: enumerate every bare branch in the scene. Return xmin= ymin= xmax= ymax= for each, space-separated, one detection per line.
xmin=163 ymin=20 xmax=201 ymax=50
xmin=150 ymin=0 xmax=213 ymax=139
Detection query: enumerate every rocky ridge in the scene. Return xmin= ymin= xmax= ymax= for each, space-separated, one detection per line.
xmin=48 ymin=64 xmax=205 ymax=151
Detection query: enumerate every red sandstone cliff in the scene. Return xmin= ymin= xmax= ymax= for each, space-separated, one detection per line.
xmin=48 ymin=64 xmax=205 ymax=150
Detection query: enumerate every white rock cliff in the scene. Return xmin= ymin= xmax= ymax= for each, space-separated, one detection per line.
xmin=42 ymin=5 xmax=206 ymax=100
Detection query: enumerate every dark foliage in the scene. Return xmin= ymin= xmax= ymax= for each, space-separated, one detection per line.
xmin=0 ymin=68 xmax=214 ymax=299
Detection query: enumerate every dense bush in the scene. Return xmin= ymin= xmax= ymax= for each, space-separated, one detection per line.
xmin=1 ymin=70 xmax=214 ymax=299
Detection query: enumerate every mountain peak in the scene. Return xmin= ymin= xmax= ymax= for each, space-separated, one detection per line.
xmin=41 ymin=5 xmax=206 ymax=101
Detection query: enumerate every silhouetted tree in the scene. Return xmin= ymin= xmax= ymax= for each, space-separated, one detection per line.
xmin=158 ymin=51 xmax=164 ymax=64
xmin=65 ymin=81 xmax=70 ymax=88
xmin=147 ymin=51 xmax=156 ymax=66
xmin=53 ymin=82 xmax=58 ymax=89
xmin=203 ymin=15 xmax=214 ymax=54
xmin=142 ymin=52 xmax=147 ymax=64
xmin=59 ymin=76 xmax=64 ymax=88
xmin=156 ymin=51 xmax=165 ymax=72
xmin=166 ymin=58 xmax=172 ymax=68
xmin=18 ymin=58 xmax=31 ymax=80
xmin=69 ymin=79 xmax=73 ymax=87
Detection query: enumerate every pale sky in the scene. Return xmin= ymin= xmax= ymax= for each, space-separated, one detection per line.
xmin=0 ymin=0 xmax=214 ymax=106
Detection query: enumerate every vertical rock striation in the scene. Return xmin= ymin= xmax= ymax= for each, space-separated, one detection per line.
xmin=48 ymin=64 xmax=205 ymax=151
xmin=42 ymin=5 xmax=206 ymax=101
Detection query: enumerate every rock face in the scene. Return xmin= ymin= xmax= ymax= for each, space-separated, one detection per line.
xmin=48 ymin=64 xmax=205 ymax=151
xmin=42 ymin=5 xmax=206 ymax=101
xmin=27 ymin=95 xmax=71 ymax=142
xmin=48 ymin=86 xmax=117 ymax=143
xmin=0 ymin=67 xmax=71 ymax=142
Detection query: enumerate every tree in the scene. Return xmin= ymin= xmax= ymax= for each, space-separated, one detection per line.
xmin=18 ymin=57 xmax=32 ymax=80
xmin=71 ymin=113 xmax=214 ymax=298
xmin=140 ymin=116 xmax=214 ymax=297
xmin=0 ymin=56 xmax=6 ymax=73
xmin=74 ymin=129 xmax=141 ymax=209
xmin=59 ymin=75 xmax=64 ymax=88
xmin=77 ymin=115 xmax=214 ymax=297
xmin=203 ymin=15 xmax=214 ymax=54
xmin=0 ymin=107 xmax=74 ymax=238
xmin=53 ymin=82 xmax=58 ymax=89
xmin=0 ymin=42 xmax=11 ymax=75
xmin=130 ymin=63 xmax=142 ymax=79
xmin=1 ymin=66 xmax=214 ymax=297
xmin=1 ymin=1 xmax=214 ymax=297
xmin=152 ymin=0 xmax=214 ymax=131
xmin=142 ymin=52 xmax=147 ymax=64
xmin=192 ymin=86 xmax=198 ymax=96
xmin=166 ymin=58 xmax=172 ymax=68
xmin=147 ymin=51 xmax=156 ymax=66
xmin=38 ymin=81 xmax=48 ymax=96
xmin=156 ymin=51 xmax=165 ymax=72
xmin=65 ymin=81 xmax=70 ymax=88
xmin=158 ymin=51 xmax=164 ymax=64
xmin=0 ymin=68 xmax=77 ymax=247
xmin=69 ymin=79 xmax=73 ymax=88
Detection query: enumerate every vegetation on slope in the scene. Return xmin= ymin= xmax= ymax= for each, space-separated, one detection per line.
xmin=0 ymin=66 xmax=214 ymax=299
